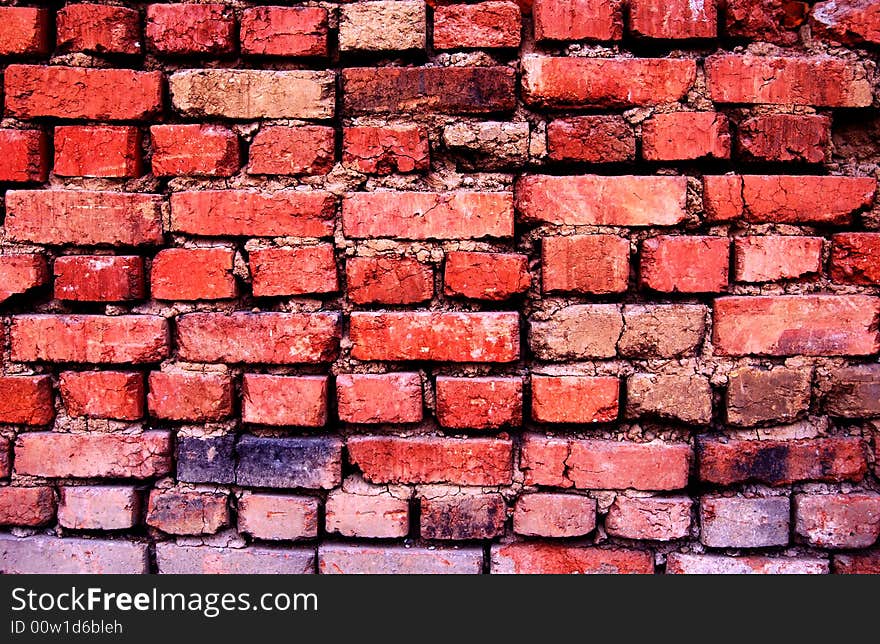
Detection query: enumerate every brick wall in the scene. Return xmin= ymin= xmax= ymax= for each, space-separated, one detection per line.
xmin=1 ymin=0 xmax=879 ymax=575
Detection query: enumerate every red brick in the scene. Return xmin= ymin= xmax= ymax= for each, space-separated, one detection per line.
xmin=15 ymin=431 xmax=172 ymax=479
xmin=176 ymin=312 xmax=340 ymax=364
xmin=736 ymin=114 xmax=830 ymax=163
xmin=250 ymin=246 xmax=338 ymax=297
xmin=170 ymin=190 xmax=335 ymax=238
xmin=148 ymin=372 xmax=233 ymax=422
xmin=824 ymin=365 xmax=880 ymax=418
xmin=240 ymin=6 xmax=329 ymax=57
xmin=150 ymin=125 xmax=239 ymax=177
xmin=157 ymin=544 xmax=313 ymax=574
xmin=342 ymin=125 xmax=430 ymax=174
xmin=811 ymin=0 xmax=880 ymax=46
xmin=642 ymin=112 xmax=730 ymax=161
xmin=11 ymin=315 xmax=169 ymax=364
xmin=542 ymin=234 xmax=629 ymax=294
xmin=436 ymin=377 xmax=522 ymax=429
xmin=56 ymin=4 xmax=141 ymax=55
xmin=4 ymin=65 xmax=163 ymax=121
xmin=795 ymin=493 xmax=880 ymax=548
xmin=6 ymin=190 xmax=163 ymax=247
xmin=343 ymin=192 xmax=513 ymax=240
xmin=513 ymin=493 xmax=597 ymax=537
xmin=55 ymin=126 xmax=142 ymax=178
xmin=522 ymin=56 xmax=696 ymax=108
xmin=529 ymin=304 xmax=623 ymax=360
xmin=248 ymin=126 xmax=334 ymax=176
xmin=713 ymin=295 xmax=879 ymax=356
xmin=54 ymin=256 xmax=145 ymax=302
xmin=667 ymin=553 xmax=827 ymax=574
xmin=320 ymin=544 xmax=482 ymax=574
xmin=626 ymin=373 xmax=712 ymax=425
xmin=702 ymin=175 xmax=743 ymax=222
xmin=546 ymin=116 xmax=635 ymax=163
xmin=151 ymin=248 xmax=237 ymax=301
xmin=146 ymin=3 xmax=235 ymax=55
xmin=724 ymin=0 xmax=808 ymax=45
xmin=0 ymin=129 xmax=48 ymax=182
xmin=619 ymin=304 xmax=707 ymax=358
xmin=58 ymin=486 xmax=140 ymax=530
xmin=146 ymin=488 xmax=228 ymax=536
xmin=350 ymin=311 xmax=519 ymax=362
xmin=346 ymin=256 xmax=434 ymax=304
xmin=517 ymin=175 xmax=687 ymax=226
xmin=698 ymin=437 xmax=867 ymax=486
xmin=641 ymin=236 xmax=729 ymax=293
xmin=491 ymin=544 xmax=653 ymax=574
xmin=0 ymin=8 xmax=49 ymax=56
xmin=0 ymin=487 xmax=55 ymax=527
xmin=242 ymin=375 xmax=329 ymax=427
xmin=336 ymin=373 xmax=423 ymax=424
xmin=605 ymin=496 xmax=692 ymax=541
xmin=0 ymin=536 xmax=148 ymax=574
xmin=726 ymin=365 xmax=811 ymax=427
xmin=0 ymin=254 xmax=48 ymax=303
xmin=348 ymin=436 xmax=513 ymax=485
xmin=444 ymin=251 xmax=529 ymax=300
xmin=700 ymin=496 xmax=790 ymax=548
xmin=705 ymin=55 xmax=872 ymax=107
xmin=834 ymin=552 xmax=880 ymax=574
xmin=420 ymin=491 xmax=506 ymax=540
xmin=59 ymin=371 xmax=144 ymax=421
xmin=238 ymin=493 xmax=318 ymax=541
xmin=830 ymin=233 xmax=880 ymax=285
xmin=343 ymin=66 xmax=516 ymax=114
xmin=630 ymin=0 xmax=717 ymax=39
xmin=434 ymin=2 xmax=521 ymax=49
xmin=531 ymin=375 xmax=619 ymax=424
xmin=533 ymin=0 xmax=623 ymax=41
xmin=521 ymin=434 xmax=691 ymax=490
xmin=734 ymin=236 xmax=823 ymax=283
xmin=325 ymin=487 xmax=410 ymax=538
xmin=0 ymin=376 xmax=53 ymax=426
xmin=0 ymin=440 xmax=9 ymax=479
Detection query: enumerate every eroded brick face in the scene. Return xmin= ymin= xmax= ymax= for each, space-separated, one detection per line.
xmin=0 ymin=1 xmax=878 ymax=577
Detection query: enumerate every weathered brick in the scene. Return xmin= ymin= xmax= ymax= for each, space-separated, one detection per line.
xmin=513 ymin=493 xmax=597 ymax=537
xmin=830 ymin=233 xmax=880 ymax=285
xmin=0 ymin=254 xmax=48 ymax=303
xmin=150 ymin=125 xmax=239 ymax=177
xmin=443 ymin=121 xmax=529 ymax=170
xmin=713 ymin=295 xmax=880 ymax=356
xmin=157 ymin=544 xmax=314 ymax=574
xmin=619 ymin=304 xmax=707 ymax=358
xmin=734 ymin=236 xmax=823 ymax=283
xmin=346 ymin=256 xmax=434 ymax=304
xmin=15 ymin=431 xmax=172 ymax=479
xmin=444 ymin=251 xmax=529 ymax=300
xmin=151 ymin=248 xmax=237 ymax=301
xmin=700 ymin=496 xmax=790 ymax=548
xmin=726 ymin=366 xmax=811 ymax=427
xmin=56 ymin=4 xmax=141 ymax=55
xmin=546 ymin=116 xmax=635 ymax=163
xmin=348 ymin=436 xmax=513 ymax=485
xmin=0 ymin=440 xmax=10 ymax=479
xmin=350 ymin=312 xmax=519 ymax=362
xmin=59 ymin=371 xmax=144 ymax=421
xmin=6 ymin=190 xmax=163 ymax=246
xmin=491 ymin=544 xmax=653 ymax=574
xmin=420 ymin=489 xmax=506 ymax=540
xmin=343 ymin=67 xmax=516 ymax=114
xmin=339 ymin=1 xmax=426 ymax=52
xmin=0 ymin=487 xmax=55 ymax=527
xmin=238 ymin=493 xmax=318 ymax=541
xmin=532 ymin=0 xmax=623 ymax=41
xmin=248 ymin=126 xmax=334 ymax=176
xmin=436 ymin=377 xmax=522 ymax=429
xmin=0 ymin=8 xmax=49 ymax=56
xmin=529 ymin=304 xmax=623 ymax=360
xmin=834 ymin=552 xmax=880 ymax=574
xmin=724 ymin=0 xmax=808 ymax=45
xmin=532 ymin=375 xmax=619 ymax=424
xmin=58 ymin=486 xmax=140 ymax=531
xmin=626 ymin=373 xmax=712 ymax=425
xmin=148 ymin=371 xmax=233 ymax=422
xmin=521 ymin=56 xmax=697 ymax=108
xmin=0 ymin=129 xmax=49 ymax=182
xmin=242 ymin=375 xmax=328 ymax=427
xmin=811 ymin=0 xmax=880 ymax=46
xmin=5 ymin=65 xmax=163 ymax=120
xmin=250 ymin=246 xmax=338 ymax=296
xmin=240 ymin=6 xmax=328 ymax=57
xmin=605 ymin=496 xmax=692 ymax=541
xmin=542 ymin=235 xmax=629 ymax=294
xmin=176 ymin=312 xmax=341 ymax=364
xmin=325 ymin=485 xmax=410 ymax=539
xmin=0 ymin=536 xmax=148 ymax=574
xmin=698 ymin=437 xmax=867 ymax=486
xmin=667 ymin=553 xmax=827 ymax=575
xmin=517 ymin=175 xmax=687 ymax=226
xmin=640 ymin=236 xmax=729 ymax=293
xmin=736 ymin=114 xmax=830 ymax=163
xmin=702 ymin=174 xmax=744 ymax=222
xmin=11 ymin=315 xmax=168 ymax=364
xmin=825 ymin=365 xmax=880 ymax=418
xmin=176 ymin=435 xmax=236 ymax=485
xmin=54 ymin=255 xmax=145 ymax=302
xmin=343 ymin=125 xmax=429 ymax=174
xmin=55 ymin=126 xmax=142 ymax=178
xmin=642 ymin=112 xmax=730 ymax=160
xmin=169 ymin=69 xmax=335 ymax=119
xmin=795 ymin=493 xmax=880 ymax=549
xmin=521 ymin=434 xmax=691 ymax=490
xmin=236 ymin=436 xmax=342 ymax=489
xmin=0 ymin=376 xmax=53 ymax=426
xmin=434 ymin=2 xmax=522 ymax=49
xmin=630 ymin=0 xmax=717 ymax=39
xmin=337 ymin=373 xmax=423 ymax=424
xmin=320 ymin=545 xmax=482 ymax=574
xmin=146 ymin=3 xmax=235 ymax=55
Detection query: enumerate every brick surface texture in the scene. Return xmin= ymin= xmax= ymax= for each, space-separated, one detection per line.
xmin=0 ymin=0 xmax=878 ymax=576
